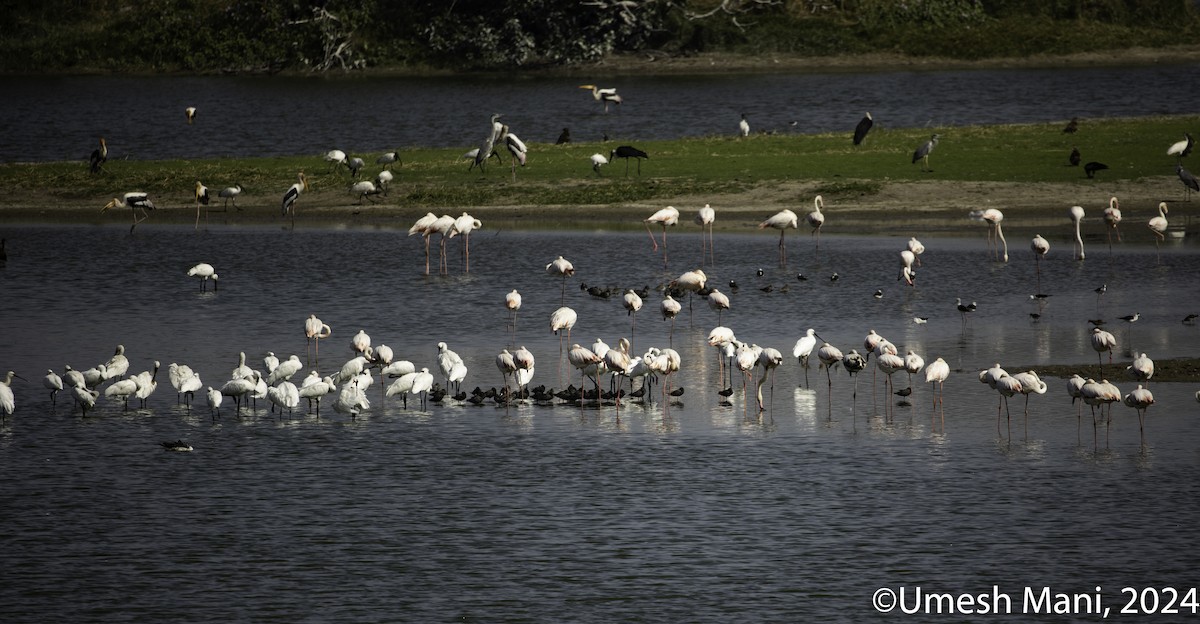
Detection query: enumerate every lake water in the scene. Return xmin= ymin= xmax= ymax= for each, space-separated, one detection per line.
xmin=3 ymin=63 xmax=1200 ymax=163
xmin=2 ymin=224 xmax=1199 ymax=622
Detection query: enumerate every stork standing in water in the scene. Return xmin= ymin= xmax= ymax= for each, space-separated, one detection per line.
xmin=759 ymin=209 xmax=798 ymax=266
xmin=644 ymin=206 xmax=679 ymax=267
xmin=194 ymin=181 xmax=210 ymax=230
xmin=102 ymin=192 xmax=155 ymax=233
xmin=281 ymin=172 xmax=309 ymax=229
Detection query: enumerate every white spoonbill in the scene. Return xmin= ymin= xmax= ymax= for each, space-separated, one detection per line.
xmin=132 ymin=361 xmax=160 ymax=408
xmin=1 ymin=371 xmax=24 ymax=419
xmin=102 ymin=192 xmax=156 ymax=233
xmin=187 ymin=263 xmax=217 ymax=291
xmin=43 ymin=369 xmax=63 ymax=407
xmin=792 ymin=328 xmax=821 ymax=387
xmin=103 ymin=345 xmax=130 ymax=380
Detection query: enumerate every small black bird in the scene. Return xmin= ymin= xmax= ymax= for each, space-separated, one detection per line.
xmin=668 ymin=387 xmax=685 ymax=397
xmin=829 ymin=272 xmax=839 ymax=282
xmin=728 ymin=279 xmax=739 ymax=292
xmin=1183 ymin=314 xmax=1198 ymax=324
xmin=1069 ymin=147 xmax=1081 ymax=166
xmin=717 ymin=387 xmax=734 ymax=398
xmin=1084 ymin=161 xmax=1108 ymax=179
xmin=1088 ymin=318 xmax=1106 ymax=326
xmin=1030 ymin=313 xmax=1041 ymax=321
xmin=1063 ymin=117 xmax=1079 ymax=133
xmin=894 ymin=387 xmax=912 ymax=398
xmin=756 ymin=268 xmax=764 ymax=276
xmin=555 ymin=127 xmax=570 ymax=145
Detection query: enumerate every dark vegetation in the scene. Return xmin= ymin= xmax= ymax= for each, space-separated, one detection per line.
xmin=1 ymin=0 xmax=1198 ymax=74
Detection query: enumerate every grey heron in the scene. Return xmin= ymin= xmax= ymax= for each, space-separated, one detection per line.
xmin=1177 ymin=164 xmax=1199 ymax=200
xmin=912 ymin=134 xmax=939 ymax=172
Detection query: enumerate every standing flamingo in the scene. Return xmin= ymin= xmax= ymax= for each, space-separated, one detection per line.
xmin=925 ymin=357 xmax=949 ymax=423
xmin=1010 ymin=370 xmax=1048 ymax=439
xmin=669 ymin=268 xmax=707 ymax=317
xmin=695 ymin=204 xmax=715 ymax=265
xmin=1123 ymin=384 xmax=1155 ymax=445
xmin=907 ymin=237 xmax=925 ymax=266
xmin=408 ymin=212 xmax=439 ymax=275
xmin=546 ymin=256 xmax=575 ymax=305
xmin=453 ymin=213 xmax=482 ymax=273
xmin=1148 ymin=202 xmax=1169 ymax=262
xmin=805 ymin=195 xmax=826 ymax=252
xmin=506 ymin=289 xmax=522 ymax=346
xmin=623 ymin=289 xmax=643 ymax=353
xmin=1069 ymin=205 xmax=1085 ymax=260
xmin=1090 ymin=326 xmax=1117 ymax=377
xmin=660 ymin=295 xmax=682 ymax=345
xmin=979 ymin=208 xmax=1008 ymax=262
xmin=707 ymin=288 xmax=730 ymax=325
xmin=758 ymin=209 xmax=798 ymax=266
xmin=305 ymin=314 xmax=332 ymax=365
xmin=1031 ymin=234 xmax=1050 ymax=292
xmin=644 ymin=206 xmax=679 ymax=267
xmin=1103 ymin=196 xmax=1122 ymax=248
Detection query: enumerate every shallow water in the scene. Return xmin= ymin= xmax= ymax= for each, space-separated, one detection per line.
xmin=1 ymin=225 xmax=1199 ymax=622
xmin=3 ymin=63 xmax=1199 ymax=162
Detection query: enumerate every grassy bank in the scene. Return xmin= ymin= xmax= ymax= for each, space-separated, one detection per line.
xmin=2 ymin=115 xmax=1197 ymax=230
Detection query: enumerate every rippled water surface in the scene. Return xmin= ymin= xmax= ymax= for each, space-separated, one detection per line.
xmin=1 ymin=225 xmax=1199 ymax=622
xmin=3 ymin=63 xmax=1200 ymax=162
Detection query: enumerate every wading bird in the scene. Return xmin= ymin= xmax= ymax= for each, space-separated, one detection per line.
xmin=89 ymin=137 xmax=108 ymax=174
xmin=1069 ymin=205 xmax=1086 ymax=260
xmin=187 ymin=263 xmax=218 ymax=291
xmin=579 ymin=84 xmax=622 ymax=112
xmin=185 ymin=106 xmax=196 ymax=124
xmin=1148 ymin=202 xmax=1169 ymax=261
xmin=853 ymin=112 xmax=873 ymax=145
xmin=590 ymin=153 xmax=608 ymax=175
xmin=408 ymin=212 xmax=439 ymax=275
xmin=1090 ymin=326 xmax=1117 ymax=376
xmin=644 ymin=206 xmax=680 ymax=265
xmin=350 ymin=180 xmax=381 ymax=204
xmin=912 ymin=134 xmax=939 ymax=172
xmin=1127 ymin=352 xmax=1154 ymax=382
xmin=43 ymin=369 xmax=63 ymax=407
xmin=661 ymin=295 xmax=682 ymax=345
xmin=759 ymin=209 xmax=798 ymax=266
xmin=546 ymin=255 xmax=575 ymax=304
xmin=1123 ymin=384 xmax=1155 ymax=444
xmin=305 ymin=314 xmax=332 ymax=365
xmin=610 ymin=145 xmax=649 ymax=176
xmin=281 ymin=172 xmax=309 ymax=228
xmin=1031 ymin=234 xmax=1050 ymax=291
xmin=1103 ymin=196 xmax=1122 ymax=247
xmin=502 ymin=127 xmax=527 ymax=180
xmin=695 ymin=204 xmax=716 ymax=265
xmin=102 ymin=192 xmax=155 ymax=233
xmin=1 ymin=371 xmax=24 ymax=419
xmin=925 ymin=357 xmax=950 ymax=414
xmin=324 ymin=149 xmax=347 ymax=171
xmin=976 ymin=208 xmax=1007 ymax=262
xmin=1168 ymin=133 xmax=1194 ymax=159
xmin=1084 ymin=161 xmax=1108 ymax=178
xmin=738 ymin=113 xmax=750 ymax=137
xmin=219 ymin=184 xmax=242 ymax=210
xmin=793 ymin=328 xmax=820 ymax=387
xmin=376 ymin=151 xmax=402 ymax=169
xmin=506 ymin=289 xmax=522 ymax=346
xmin=193 ymin=181 xmax=210 ymax=229
xmin=805 ymin=195 xmax=826 ymax=252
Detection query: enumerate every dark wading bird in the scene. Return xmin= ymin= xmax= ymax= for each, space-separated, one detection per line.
xmin=281 ymin=172 xmax=309 ymax=229
xmin=1177 ymin=164 xmax=1199 ymax=200
xmin=853 ymin=112 xmax=873 ymax=146
xmin=610 ymin=145 xmax=649 ymax=177
xmin=1084 ymin=162 xmax=1108 ymax=179
xmin=556 ymin=128 xmax=570 ymax=145
xmin=912 ymin=134 xmax=939 ymax=172
xmin=89 ymin=137 xmax=107 ymax=174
